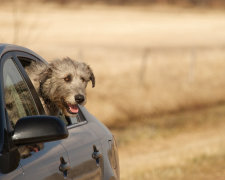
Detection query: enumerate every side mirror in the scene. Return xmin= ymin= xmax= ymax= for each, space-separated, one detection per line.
xmin=12 ymin=115 xmax=68 ymax=145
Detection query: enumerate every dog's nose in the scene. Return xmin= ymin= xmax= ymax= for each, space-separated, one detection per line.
xmin=75 ymin=94 xmax=85 ymax=104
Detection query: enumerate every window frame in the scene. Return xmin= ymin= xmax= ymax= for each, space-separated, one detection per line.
xmin=5 ymin=52 xmax=44 ymax=113
xmin=0 ymin=51 xmax=43 ymax=153
xmin=2 ymin=55 xmax=41 ymax=126
xmin=13 ymin=51 xmax=46 ymax=115
xmin=66 ymin=108 xmax=88 ymax=129
xmin=0 ymin=53 xmax=12 ymax=153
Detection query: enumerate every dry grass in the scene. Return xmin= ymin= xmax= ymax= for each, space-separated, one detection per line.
xmin=131 ymin=152 xmax=225 ymax=180
xmin=1 ymin=2 xmax=225 ymax=179
xmin=113 ymin=104 xmax=225 ymax=179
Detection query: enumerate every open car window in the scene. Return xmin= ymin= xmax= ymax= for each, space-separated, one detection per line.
xmin=17 ymin=55 xmax=87 ymax=127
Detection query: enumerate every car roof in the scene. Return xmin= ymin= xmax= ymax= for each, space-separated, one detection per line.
xmin=0 ymin=43 xmax=46 ymax=63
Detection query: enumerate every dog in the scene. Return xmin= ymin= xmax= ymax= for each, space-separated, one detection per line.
xmin=25 ymin=57 xmax=95 ymax=116
xmin=7 ymin=57 xmax=95 ymax=158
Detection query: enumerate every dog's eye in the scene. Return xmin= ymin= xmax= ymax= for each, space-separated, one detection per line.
xmin=80 ymin=77 xmax=86 ymax=82
xmin=64 ymin=74 xmax=72 ymax=82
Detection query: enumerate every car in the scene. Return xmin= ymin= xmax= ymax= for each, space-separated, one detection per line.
xmin=0 ymin=44 xmax=120 ymax=180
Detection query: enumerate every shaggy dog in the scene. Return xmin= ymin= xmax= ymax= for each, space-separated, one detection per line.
xmin=25 ymin=57 xmax=95 ymax=116
xmin=5 ymin=57 xmax=95 ymax=158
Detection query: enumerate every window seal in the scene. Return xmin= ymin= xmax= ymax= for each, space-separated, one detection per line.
xmin=66 ymin=106 xmax=88 ymax=129
xmin=67 ymin=120 xmax=88 ymax=130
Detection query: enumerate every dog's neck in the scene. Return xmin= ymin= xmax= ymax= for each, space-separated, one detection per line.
xmin=39 ymin=76 xmax=59 ymax=116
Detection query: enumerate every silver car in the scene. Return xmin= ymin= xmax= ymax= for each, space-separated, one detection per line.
xmin=0 ymin=44 xmax=120 ymax=180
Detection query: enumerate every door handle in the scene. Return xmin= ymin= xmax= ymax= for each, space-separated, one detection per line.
xmin=92 ymin=145 xmax=102 ymax=167
xmin=59 ymin=156 xmax=70 ymax=178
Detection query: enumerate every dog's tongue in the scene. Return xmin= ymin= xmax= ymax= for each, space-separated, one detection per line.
xmin=68 ymin=104 xmax=79 ymax=113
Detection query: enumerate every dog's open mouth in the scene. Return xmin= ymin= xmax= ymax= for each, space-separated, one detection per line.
xmin=62 ymin=98 xmax=79 ymax=114
xmin=67 ymin=103 xmax=79 ymax=114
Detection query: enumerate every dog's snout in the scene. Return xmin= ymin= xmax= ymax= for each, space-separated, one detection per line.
xmin=75 ymin=94 xmax=85 ymax=104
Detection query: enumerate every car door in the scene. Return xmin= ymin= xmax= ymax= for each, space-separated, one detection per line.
xmin=0 ymin=53 xmax=69 ymax=180
xmin=61 ymin=114 xmax=104 ymax=180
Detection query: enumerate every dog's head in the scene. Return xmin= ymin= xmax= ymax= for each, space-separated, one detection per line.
xmin=41 ymin=58 xmax=95 ymax=116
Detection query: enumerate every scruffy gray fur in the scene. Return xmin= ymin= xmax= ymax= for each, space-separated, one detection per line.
xmin=25 ymin=57 xmax=95 ymax=116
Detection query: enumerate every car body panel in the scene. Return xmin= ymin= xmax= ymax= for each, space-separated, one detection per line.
xmin=62 ymin=122 xmax=102 ymax=179
xmin=79 ymin=106 xmax=120 ymax=180
xmin=0 ymin=141 xmax=69 ymax=180
xmin=20 ymin=141 xmax=69 ymax=180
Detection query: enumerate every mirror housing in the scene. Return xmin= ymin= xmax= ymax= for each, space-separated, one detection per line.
xmin=12 ymin=115 xmax=68 ymax=145
xmin=0 ymin=148 xmax=20 ymax=174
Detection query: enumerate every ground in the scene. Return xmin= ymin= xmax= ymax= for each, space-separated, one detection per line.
xmin=113 ymin=104 xmax=225 ymax=179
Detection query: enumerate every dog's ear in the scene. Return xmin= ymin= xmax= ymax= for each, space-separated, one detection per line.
xmin=86 ymin=65 xmax=95 ymax=88
xmin=81 ymin=62 xmax=95 ymax=88
xmin=84 ymin=64 xmax=95 ymax=88
xmin=90 ymin=71 xmax=95 ymax=88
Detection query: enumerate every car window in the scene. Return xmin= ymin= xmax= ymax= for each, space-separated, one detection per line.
xmin=3 ymin=58 xmax=38 ymax=127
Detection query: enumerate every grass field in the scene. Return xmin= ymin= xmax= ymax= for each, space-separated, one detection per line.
xmin=113 ymin=104 xmax=225 ymax=179
xmin=0 ymin=2 xmax=225 ymax=179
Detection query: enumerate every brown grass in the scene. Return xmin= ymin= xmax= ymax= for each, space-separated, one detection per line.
xmin=113 ymin=104 xmax=225 ymax=179
xmin=1 ymin=2 xmax=225 ymax=179
xmin=130 ymin=152 xmax=225 ymax=180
